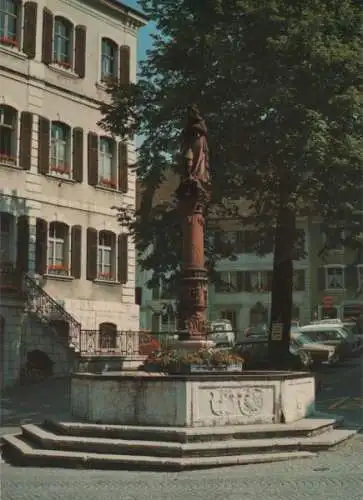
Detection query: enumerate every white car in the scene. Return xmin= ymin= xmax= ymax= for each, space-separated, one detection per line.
xmin=207 ymin=320 xmax=235 ymax=347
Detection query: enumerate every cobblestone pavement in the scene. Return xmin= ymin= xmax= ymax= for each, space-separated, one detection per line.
xmin=1 ymin=435 xmax=363 ymax=500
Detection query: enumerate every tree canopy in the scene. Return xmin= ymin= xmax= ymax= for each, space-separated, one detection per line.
xmin=100 ymin=0 xmax=363 ymax=290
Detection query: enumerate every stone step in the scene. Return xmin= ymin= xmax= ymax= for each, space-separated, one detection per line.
xmin=18 ymin=423 xmax=357 ymax=458
xmin=44 ymin=416 xmax=343 ymax=443
xmin=1 ymin=433 xmax=316 ymax=471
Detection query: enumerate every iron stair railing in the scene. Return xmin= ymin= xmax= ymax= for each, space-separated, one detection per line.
xmin=23 ymin=274 xmax=81 ymax=352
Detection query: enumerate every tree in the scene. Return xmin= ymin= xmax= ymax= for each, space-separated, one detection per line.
xmin=100 ymin=0 xmax=363 ymax=364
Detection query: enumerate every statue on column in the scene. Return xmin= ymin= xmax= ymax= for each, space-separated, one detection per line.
xmin=180 ymin=105 xmax=210 ymax=186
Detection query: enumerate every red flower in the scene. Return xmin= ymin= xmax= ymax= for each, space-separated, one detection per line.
xmin=0 ymin=37 xmax=18 ymax=48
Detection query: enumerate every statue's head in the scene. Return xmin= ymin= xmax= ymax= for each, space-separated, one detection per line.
xmin=187 ymin=104 xmax=201 ymax=120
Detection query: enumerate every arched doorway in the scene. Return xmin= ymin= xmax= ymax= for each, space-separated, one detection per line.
xmin=249 ymin=302 xmax=268 ymax=326
xmin=99 ymin=322 xmax=117 ymax=350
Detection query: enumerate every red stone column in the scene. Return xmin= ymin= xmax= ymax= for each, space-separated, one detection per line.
xmin=176 ymin=179 xmax=209 ymax=341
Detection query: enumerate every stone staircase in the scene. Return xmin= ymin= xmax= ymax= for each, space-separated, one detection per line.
xmin=22 ymin=274 xmax=82 ymax=353
xmin=1 ymin=416 xmax=358 ymax=471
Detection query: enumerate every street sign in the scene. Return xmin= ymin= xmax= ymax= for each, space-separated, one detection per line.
xmin=322 ymin=296 xmax=334 ymax=310
xmin=271 ymin=322 xmax=283 ymax=341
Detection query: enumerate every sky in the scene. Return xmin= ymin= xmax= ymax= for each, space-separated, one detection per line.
xmin=121 ymin=0 xmax=155 ymax=65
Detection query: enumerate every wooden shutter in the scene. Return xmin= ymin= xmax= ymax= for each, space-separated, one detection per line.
xmin=118 ymin=141 xmax=128 ymax=192
xmin=86 ymin=227 xmax=97 ymax=280
xmin=345 ymin=265 xmax=358 ymax=291
xmin=87 ymin=132 xmax=98 ymax=186
xmin=266 ymin=270 xmax=273 ymax=291
xmin=118 ymin=233 xmax=128 ymax=284
xmin=42 ymin=8 xmax=53 ymax=65
xmin=243 ymin=271 xmax=252 ymax=292
xmin=135 ymin=286 xmax=142 ymax=305
xmin=23 ymin=2 xmax=37 ymax=59
xmin=35 ymin=218 xmax=48 ymax=275
xmin=71 ymin=225 xmax=82 ymax=279
xmin=317 ymin=267 xmax=326 ymax=291
xmin=38 ymin=116 xmax=50 ymax=174
xmin=294 ymin=270 xmax=305 ymax=291
xmin=74 ymin=25 xmax=87 ymax=78
xmin=151 ymin=313 xmax=160 ymax=333
xmin=72 ymin=128 xmax=83 ymax=182
xmin=19 ymin=112 xmax=32 ymax=170
xmin=119 ymin=45 xmax=130 ymax=84
xmin=16 ymin=215 xmax=29 ymax=274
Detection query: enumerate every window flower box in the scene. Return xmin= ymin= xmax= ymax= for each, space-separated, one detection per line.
xmin=99 ymin=177 xmax=117 ymax=189
xmin=0 ymin=37 xmax=18 ymax=48
xmin=0 ymin=153 xmax=16 ymax=164
xmin=98 ymin=272 xmax=113 ymax=280
xmin=48 ymin=265 xmax=68 ymax=276
xmin=50 ymin=164 xmax=71 ymax=175
xmin=53 ymin=60 xmax=73 ymax=70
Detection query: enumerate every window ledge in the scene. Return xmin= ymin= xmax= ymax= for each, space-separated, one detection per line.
xmin=93 ymin=279 xmax=120 ymax=286
xmin=49 ymin=63 xmax=79 ymax=79
xmin=0 ymin=44 xmax=27 ymax=60
xmin=46 ymin=174 xmax=76 ymax=184
xmin=44 ymin=274 xmax=74 ymax=282
xmin=324 ymin=288 xmax=346 ymax=293
xmin=95 ymin=184 xmax=119 ymax=194
xmin=0 ymin=161 xmax=21 ymax=170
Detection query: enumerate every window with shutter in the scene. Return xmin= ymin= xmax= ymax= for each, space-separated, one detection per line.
xmin=100 ymin=37 xmax=117 ymax=82
xmin=118 ymin=233 xmax=128 ymax=284
xmin=50 ymin=122 xmax=71 ymax=177
xmin=38 ymin=116 xmax=50 ymax=174
xmin=22 ymin=2 xmax=37 ymax=58
xmin=119 ymin=45 xmax=130 ymax=85
xmin=53 ymin=17 xmax=73 ymax=69
xmin=47 ymin=222 xmax=70 ymax=276
xmin=98 ymin=137 xmax=116 ymax=188
xmin=74 ymin=25 xmax=86 ymax=78
xmin=86 ymin=227 xmax=97 ymax=280
xmin=16 ymin=215 xmax=29 ymax=274
xmin=71 ymin=225 xmax=82 ymax=279
xmin=135 ymin=287 xmax=142 ymax=305
xmin=35 ymin=218 xmax=48 ymax=275
xmin=97 ymin=230 xmax=116 ymax=281
xmin=19 ymin=112 xmax=32 ymax=170
xmin=0 ymin=0 xmax=19 ymax=48
xmin=325 ymin=266 xmax=345 ymax=290
xmin=72 ymin=127 xmax=83 ymax=182
xmin=87 ymin=132 xmax=98 ymax=186
xmin=0 ymin=105 xmax=17 ymax=165
xmin=118 ymin=141 xmax=128 ymax=192
xmin=41 ymin=8 xmax=53 ymax=64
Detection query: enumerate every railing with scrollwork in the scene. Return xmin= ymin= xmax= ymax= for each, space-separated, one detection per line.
xmin=23 ymin=274 xmax=82 ymax=352
xmin=79 ymin=330 xmax=179 ymax=357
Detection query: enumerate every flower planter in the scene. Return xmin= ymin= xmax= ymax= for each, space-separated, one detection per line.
xmin=144 ymin=363 xmax=244 ymax=375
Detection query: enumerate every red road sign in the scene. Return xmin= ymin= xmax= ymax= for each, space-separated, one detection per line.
xmin=322 ymin=296 xmax=334 ymax=309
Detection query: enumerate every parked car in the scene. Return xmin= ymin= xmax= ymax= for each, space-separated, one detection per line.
xmin=290 ymin=332 xmax=340 ymax=366
xmin=233 ymin=334 xmax=337 ymax=370
xmin=207 ymin=320 xmax=235 ymax=347
xmin=300 ymin=323 xmax=360 ymax=359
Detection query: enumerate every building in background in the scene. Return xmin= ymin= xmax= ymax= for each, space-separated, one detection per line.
xmin=0 ymin=0 xmax=147 ymax=388
xmin=136 ymin=176 xmax=363 ymax=333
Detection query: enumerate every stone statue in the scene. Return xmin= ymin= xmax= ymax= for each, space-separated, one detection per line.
xmin=181 ymin=104 xmax=210 ymax=184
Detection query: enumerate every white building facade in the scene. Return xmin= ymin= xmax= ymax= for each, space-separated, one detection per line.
xmin=0 ymin=0 xmax=147 ymax=388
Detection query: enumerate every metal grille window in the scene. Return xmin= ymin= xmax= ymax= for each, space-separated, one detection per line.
xmin=0 ymin=212 xmax=11 ymax=262
xmin=50 ymin=123 xmax=70 ymax=176
xmin=0 ymin=0 xmax=18 ymax=47
xmin=53 ymin=17 xmax=72 ymax=67
xmin=101 ymin=38 xmax=117 ymax=80
xmin=0 ymin=106 xmax=16 ymax=164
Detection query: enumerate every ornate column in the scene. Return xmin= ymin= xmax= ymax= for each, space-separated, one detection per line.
xmin=175 ymin=105 xmax=213 ymax=348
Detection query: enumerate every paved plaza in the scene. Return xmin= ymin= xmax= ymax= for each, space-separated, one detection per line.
xmin=1 ymin=356 xmax=362 ymax=500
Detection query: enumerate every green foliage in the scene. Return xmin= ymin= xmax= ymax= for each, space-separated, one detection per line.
xmin=100 ymin=0 xmax=363 ymax=287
